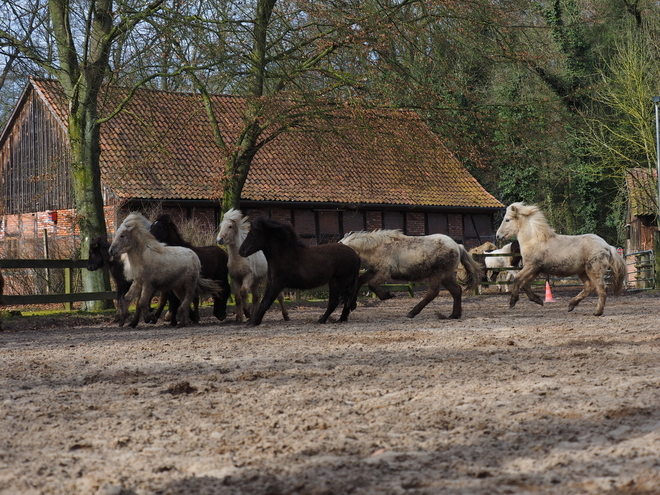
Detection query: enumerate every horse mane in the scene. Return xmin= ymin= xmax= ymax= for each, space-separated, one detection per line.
xmin=510 ymin=202 xmax=555 ymax=241
xmin=254 ymin=217 xmax=306 ymax=247
xmin=154 ymin=214 xmax=193 ymax=248
xmin=120 ymin=213 xmax=165 ymax=253
xmin=222 ymin=208 xmax=251 ymax=243
xmin=341 ymin=229 xmax=406 ymax=252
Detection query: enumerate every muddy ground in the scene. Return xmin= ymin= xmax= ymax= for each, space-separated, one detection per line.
xmin=1 ymin=287 xmax=659 ymax=495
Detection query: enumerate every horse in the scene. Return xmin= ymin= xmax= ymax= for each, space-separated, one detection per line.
xmin=457 ymin=241 xmax=497 ymax=286
xmin=217 ymin=209 xmax=289 ymax=323
xmin=496 ymin=202 xmax=626 ymax=316
xmin=150 ymin=214 xmax=231 ymax=323
xmin=238 ymin=217 xmax=361 ymax=326
xmin=483 ymin=241 xmax=521 ymax=293
xmin=86 ymin=236 xmax=134 ymax=321
xmin=109 ymin=212 xmax=223 ymax=328
xmin=340 ymin=230 xmax=483 ymax=319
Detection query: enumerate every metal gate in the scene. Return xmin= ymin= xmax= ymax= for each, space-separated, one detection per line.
xmin=624 ymin=250 xmax=655 ymax=291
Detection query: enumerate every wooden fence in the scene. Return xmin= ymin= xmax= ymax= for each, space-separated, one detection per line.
xmin=0 ymin=259 xmax=115 ymax=310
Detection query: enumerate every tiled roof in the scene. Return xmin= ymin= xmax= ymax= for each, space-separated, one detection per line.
xmin=627 ymin=168 xmax=658 ymax=217
xmin=32 ymin=78 xmax=502 ymax=209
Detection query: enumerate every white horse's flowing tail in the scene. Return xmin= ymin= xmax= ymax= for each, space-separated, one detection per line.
xmin=608 ymin=246 xmax=627 ymax=295
xmin=458 ymin=245 xmax=484 ymax=292
xmin=196 ymin=278 xmax=225 ymax=299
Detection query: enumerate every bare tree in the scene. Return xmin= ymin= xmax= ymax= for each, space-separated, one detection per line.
xmin=0 ymin=0 xmax=164 ymax=309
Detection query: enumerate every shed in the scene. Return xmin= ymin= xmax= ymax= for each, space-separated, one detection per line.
xmin=0 ymin=78 xmax=503 ymax=258
xmin=625 ymin=168 xmax=657 ymax=254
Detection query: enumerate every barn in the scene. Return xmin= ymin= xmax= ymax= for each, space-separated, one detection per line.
xmin=0 ymin=78 xmax=503 ymax=259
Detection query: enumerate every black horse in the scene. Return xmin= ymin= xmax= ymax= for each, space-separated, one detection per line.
xmin=87 ymin=236 xmax=134 ymax=321
xmin=238 ymin=217 xmax=361 ymax=326
xmin=150 ymin=214 xmax=231 ymax=322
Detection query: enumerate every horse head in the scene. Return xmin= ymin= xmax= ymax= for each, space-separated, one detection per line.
xmin=496 ymin=202 xmax=525 ymax=241
xmin=110 ymin=212 xmax=155 ymax=257
xmin=86 ymin=236 xmax=110 ymax=271
xmin=239 ymin=217 xmax=300 ymax=258
xmin=218 ymin=208 xmax=250 ymax=246
xmin=496 ymin=202 xmax=554 ymax=243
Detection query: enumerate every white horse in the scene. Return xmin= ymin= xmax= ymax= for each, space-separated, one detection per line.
xmin=496 ymin=202 xmax=626 ymax=316
xmin=217 ymin=209 xmax=289 ymax=323
xmin=483 ymin=241 xmax=521 ymax=293
xmin=340 ymin=230 xmax=483 ymax=319
xmin=109 ymin=212 xmax=222 ymax=327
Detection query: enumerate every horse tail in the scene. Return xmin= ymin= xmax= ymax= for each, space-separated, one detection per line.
xmin=458 ymin=245 xmax=484 ymax=292
xmin=607 ymin=246 xmax=627 ymax=295
xmin=196 ymin=278 xmax=225 ymax=299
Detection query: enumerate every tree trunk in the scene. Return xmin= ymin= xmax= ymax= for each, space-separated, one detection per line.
xmin=68 ymin=104 xmax=112 ymax=311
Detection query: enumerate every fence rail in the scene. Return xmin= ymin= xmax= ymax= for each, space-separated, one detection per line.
xmin=0 ymin=259 xmax=115 ymax=309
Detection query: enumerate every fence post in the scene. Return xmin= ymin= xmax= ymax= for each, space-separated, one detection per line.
xmin=64 ymin=267 xmax=72 ymax=311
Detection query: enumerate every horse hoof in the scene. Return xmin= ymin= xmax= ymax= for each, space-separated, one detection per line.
xmin=283 ymin=315 xmax=290 ymax=321
xmin=448 ymin=313 xmax=461 ymax=319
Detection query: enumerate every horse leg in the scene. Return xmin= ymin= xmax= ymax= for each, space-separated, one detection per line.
xmin=235 ymin=283 xmax=250 ymax=323
xmin=249 ymin=282 xmax=262 ymax=319
xmin=359 ymin=270 xmax=395 ymax=300
xmin=152 ymin=291 xmax=169 ymax=322
xmin=248 ymin=283 xmax=282 ymax=327
xmin=568 ymin=273 xmax=594 ymax=313
xmin=212 ymin=276 xmax=230 ymax=321
xmin=439 ymin=277 xmax=463 ymax=319
xmin=510 ymin=267 xmax=542 ymax=308
xmin=593 ymin=277 xmax=608 ymax=317
xmin=319 ymin=280 xmax=342 ymax=324
xmin=166 ymin=293 xmax=181 ymax=326
xmin=190 ymin=296 xmax=200 ymax=323
xmin=407 ymin=280 xmax=441 ymax=318
xmin=174 ymin=285 xmax=196 ymax=327
xmin=276 ymin=292 xmax=290 ymax=321
xmin=119 ymin=282 xmax=142 ymax=327
xmin=138 ymin=289 xmax=158 ymax=326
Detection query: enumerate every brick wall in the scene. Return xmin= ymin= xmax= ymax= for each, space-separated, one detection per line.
xmin=448 ymin=213 xmax=463 ymax=237
xmin=366 ymin=211 xmax=382 ymax=230
xmin=405 ymin=212 xmax=425 ymax=235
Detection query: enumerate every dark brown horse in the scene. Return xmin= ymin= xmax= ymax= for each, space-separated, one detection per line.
xmin=150 ymin=214 xmax=231 ymax=322
xmin=238 ymin=217 xmax=361 ymax=326
xmin=87 ymin=236 xmax=134 ymax=321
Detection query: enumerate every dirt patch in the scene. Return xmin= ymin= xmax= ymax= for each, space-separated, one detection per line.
xmin=1 ymin=289 xmax=660 ymax=494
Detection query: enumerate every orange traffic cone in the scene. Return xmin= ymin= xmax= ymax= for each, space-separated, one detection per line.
xmin=545 ymin=280 xmax=555 ymax=303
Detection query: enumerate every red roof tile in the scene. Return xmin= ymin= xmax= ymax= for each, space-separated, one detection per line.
xmin=33 ymin=79 xmax=502 ymax=209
